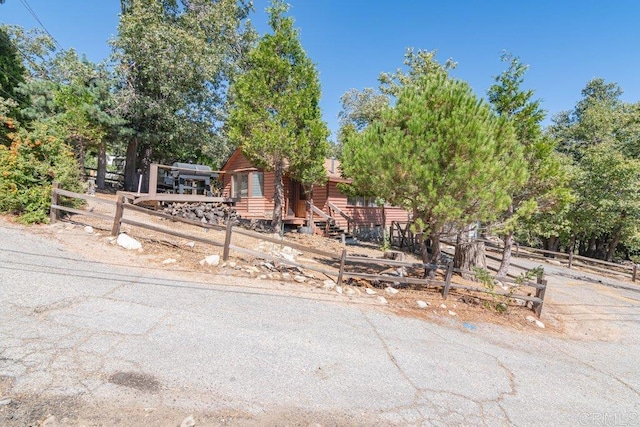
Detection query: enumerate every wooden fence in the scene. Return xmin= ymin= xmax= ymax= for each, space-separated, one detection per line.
xmin=390 ymin=221 xmax=639 ymax=283
xmin=50 ymin=187 xmax=547 ymax=316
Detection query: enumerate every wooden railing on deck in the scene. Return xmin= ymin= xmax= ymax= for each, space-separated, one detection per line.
xmin=327 ymin=201 xmax=353 ymax=234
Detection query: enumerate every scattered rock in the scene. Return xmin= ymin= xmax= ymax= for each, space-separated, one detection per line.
xmin=440 ymin=303 xmax=447 ymax=309
xmin=383 ymin=250 xmax=406 ymax=261
xmin=228 ymin=261 xmax=237 ymax=268
xmin=322 ymin=279 xmax=336 ymax=290
xmin=525 ymin=315 xmax=536 ymax=323
xmin=385 ymin=287 xmax=399 ymax=295
xmin=246 ymin=266 xmax=261 ymax=274
xmin=200 ymin=254 xmax=220 ymax=266
xmin=448 ymin=310 xmax=457 ymax=316
xmin=258 ymin=275 xmax=267 ymax=280
xmin=293 ymin=275 xmax=306 ymax=283
xmin=365 ymin=288 xmax=377 ymax=295
xmin=281 ymin=272 xmax=291 ymax=280
xmin=84 ymin=225 xmax=94 ymax=234
xmin=117 ymin=233 xmax=142 ymax=250
xmin=162 ymin=258 xmax=177 ymax=265
xmin=535 ymin=320 xmax=545 ymax=328
xmin=185 ymin=241 xmax=196 ymax=248
xmin=417 ymin=300 xmax=429 ymax=309
xmin=377 ymin=296 xmax=388 ymax=304
xmin=180 ymin=415 xmax=196 ymax=427
xmin=261 ymin=262 xmax=275 ymax=270
xmin=0 ymin=398 xmax=11 ymax=406
xmin=344 ymin=287 xmax=356 ymax=296
xmin=336 ymin=286 xmax=343 ymax=294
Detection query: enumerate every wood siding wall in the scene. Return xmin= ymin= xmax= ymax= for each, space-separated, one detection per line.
xmin=321 ymin=182 xmax=409 ymax=229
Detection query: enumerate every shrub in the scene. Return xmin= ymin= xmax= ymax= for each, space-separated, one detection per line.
xmin=0 ymin=116 xmax=81 ymax=223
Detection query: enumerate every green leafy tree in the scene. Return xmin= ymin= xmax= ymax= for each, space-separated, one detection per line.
xmin=341 ymin=71 xmax=527 ymax=265
xmin=0 ymin=117 xmax=81 ymax=223
xmin=113 ymin=0 xmax=254 ymax=190
xmin=488 ymin=53 xmax=573 ymax=276
xmin=568 ymin=143 xmax=640 ymax=261
xmin=547 ymin=79 xmax=640 ymax=260
xmin=228 ymin=0 xmax=330 ymax=231
xmin=0 ymin=26 xmax=27 ymax=118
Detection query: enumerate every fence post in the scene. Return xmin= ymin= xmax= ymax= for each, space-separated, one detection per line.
xmin=633 ymin=264 xmax=638 ymax=282
xmin=111 ymin=194 xmax=124 ymax=236
xmin=568 ymin=250 xmax=574 ymax=269
xmin=222 ymin=219 xmax=233 ymax=261
xmin=534 ymin=271 xmax=547 ymax=317
xmin=442 ymin=260 xmax=454 ymax=299
xmin=336 ymin=248 xmax=347 ymax=286
xmin=50 ymin=182 xmax=60 ymax=224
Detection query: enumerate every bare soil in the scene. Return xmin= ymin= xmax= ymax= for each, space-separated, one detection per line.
xmin=36 ymin=192 xmax=555 ymax=333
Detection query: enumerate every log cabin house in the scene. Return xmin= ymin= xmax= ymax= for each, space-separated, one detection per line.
xmin=219 ymin=148 xmax=410 ymax=238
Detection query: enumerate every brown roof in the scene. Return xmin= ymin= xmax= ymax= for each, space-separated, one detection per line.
xmin=324 ymin=158 xmax=351 ymax=183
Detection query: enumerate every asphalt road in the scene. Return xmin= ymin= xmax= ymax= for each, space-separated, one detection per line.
xmin=1 ymin=222 xmax=639 ymax=426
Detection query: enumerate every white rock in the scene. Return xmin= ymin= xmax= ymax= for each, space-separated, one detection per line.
xmin=345 ymin=287 xmax=356 ymax=296
xmin=281 ymin=272 xmax=291 ymax=280
xmin=535 ymin=320 xmax=545 ymax=329
xmin=322 ymin=279 xmax=336 ymax=289
xmin=0 ymin=398 xmax=11 ymax=406
xmin=417 ymin=300 xmax=429 ymax=309
xmin=228 ymin=261 xmax=237 ymax=268
xmin=258 ymin=275 xmax=267 ymax=280
xmin=186 ymin=241 xmax=196 ymax=248
xmin=377 ymin=296 xmax=388 ymax=304
xmin=180 ymin=415 xmax=196 ymax=427
xmin=525 ymin=315 xmax=536 ymax=323
xmin=336 ymin=286 xmax=343 ymax=294
xmin=246 ymin=266 xmax=261 ymax=273
xmin=117 ymin=233 xmax=142 ymax=250
xmin=162 ymin=258 xmax=177 ymax=265
xmin=262 ymin=262 xmax=275 ymax=270
xmin=440 ymin=303 xmax=447 ymax=309
xmin=42 ymin=415 xmax=57 ymax=426
xmin=84 ymin=225 xmax=94 ymax=234
xmin=365 ymin=288 xmax=377 ymax=295
xmin=293 ymin=275 xmax=306 ymax=283
xmin=385 ymin=287 xmax=399 ymax=295
xmin=448 ymin=310 xmax=457 ymax=316
xmin=201 ymin=255 xmax=220 ymax=266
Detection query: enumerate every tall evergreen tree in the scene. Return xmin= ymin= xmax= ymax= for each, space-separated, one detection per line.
xmin=488 ymin=53 xmax=572 ymax=277
xmin=228 ymin=0 xmax=329 ymax=231
xmin=341 ymin=71 xmax=527 ymax=266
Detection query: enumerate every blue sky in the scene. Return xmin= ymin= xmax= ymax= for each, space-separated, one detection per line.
xmin=2 ymin=0 xmax=639 ymax=140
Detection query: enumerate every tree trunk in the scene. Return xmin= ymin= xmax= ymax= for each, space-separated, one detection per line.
xmin=141 ymin=145 xmax=153 ymax=193
xmin=124 ymin=139 xmax=138 ymax=191
xmin=454 ymin=231 xmax=486 ymax=280
xmin=496 ymin=231 xmax=514 ymax=278
xmin=606 ymin=229 xmax=622 ymax=262
xmin=272 ymin=160 xmax=284 ymax=233
xmin=97 ymin=141 xmax=107 ymax=190
xmin=419 ymin=230 xmax=440 ymax=278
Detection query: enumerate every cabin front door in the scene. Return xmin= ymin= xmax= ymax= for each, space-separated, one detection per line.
xmin=287 ymin=180 xmax=308 ymax=218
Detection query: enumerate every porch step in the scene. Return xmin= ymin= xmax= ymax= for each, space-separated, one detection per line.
xmin=314 ymin=220 xmax=352 ymax=239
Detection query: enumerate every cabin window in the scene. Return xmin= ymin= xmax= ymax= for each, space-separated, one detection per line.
xmin=251 ymin=172 xmax=264 ymax=197
xmin=347 ymin=196 xmax=378 ymax=207
xmin=232 ymin=173 xmax=248 ymax=198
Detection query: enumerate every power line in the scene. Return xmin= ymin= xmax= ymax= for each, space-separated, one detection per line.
xmin=18 ymin=0 xmax=63 ymax=51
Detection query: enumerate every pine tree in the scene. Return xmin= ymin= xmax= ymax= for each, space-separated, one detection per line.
xmin=228 ymin=0 xmax=329 ymax=231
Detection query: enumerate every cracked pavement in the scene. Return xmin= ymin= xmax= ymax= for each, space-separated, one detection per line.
xmin=1 ymin=221 xmax=639 ymax=426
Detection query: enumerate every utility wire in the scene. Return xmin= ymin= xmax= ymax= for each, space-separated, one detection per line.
xmin=18 ymin=0 xmax=63 ymax=51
